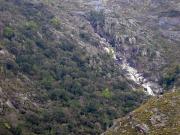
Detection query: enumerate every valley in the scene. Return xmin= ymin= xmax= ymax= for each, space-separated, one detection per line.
xmin=0 ymin=0 xmax=179 ymax=135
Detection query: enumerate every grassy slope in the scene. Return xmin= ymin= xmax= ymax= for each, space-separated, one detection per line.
xmin=104 ymin=90 xmax=180 ymax=135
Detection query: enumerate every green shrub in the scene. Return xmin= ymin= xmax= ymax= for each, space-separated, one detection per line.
xmin=161 ymin=65 xmax=180 ymax=89
xmin=25 ymin=21 xmax=38 ymax=31
xmin=3 ymin=27 xmax=14 ymax=39
xmin=52 ymin=108 xmax=65 ymax=123
xmin=85 ymin=102 xmax=98 ymax=113
xmin=41 ymin=71 xmax=54 ymax=89
xmin=25 ymin=112 xmax=40 ymax=125
xmin=10 ymin=126 xmax=22 ymax=135
xmin=79 ymin=32 xmax=91 ymax=42
xmin=49 ymin=89 xmax=69 ymax=101
xmin=102 ymin=88 xmax=112 ymax=98
xmin=89 ymin=10 xmax=105 ymax=27
xmin=50 ymin=17 xmax=60 ymax=28
xmin=60 ymin=40 xmax=74 ymax=51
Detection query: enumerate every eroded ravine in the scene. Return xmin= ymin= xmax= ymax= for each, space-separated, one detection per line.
xmin=88 ymin=0 xmax=163 ymax=96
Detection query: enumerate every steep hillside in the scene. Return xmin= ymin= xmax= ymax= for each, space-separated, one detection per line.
xmin=0 ymin=0 xmax=179 ymax=135
xmin=99 ymin=0 xmax=180 ymax=92
xmin=103 ymin=91 xmax=180 ymax=135
xmin=0 ymin=0 xmax=146 ymax=135
xmin=88 ymin=0 xmax=180 ymax=93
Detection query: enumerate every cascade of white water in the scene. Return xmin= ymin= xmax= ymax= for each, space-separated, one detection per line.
xmin=88 ymin=0 xmax=162 ymax=96
xmin=95 ymin=32 xmax=156 ymax=95
xmin=122 ymin=60 xmax=155 ymax=96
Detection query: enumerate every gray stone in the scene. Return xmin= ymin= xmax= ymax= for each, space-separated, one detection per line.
xmin=135 ymin=123 xmax=149 ymax=134
xmin=150 ymin=113 xmax=168 ymax=127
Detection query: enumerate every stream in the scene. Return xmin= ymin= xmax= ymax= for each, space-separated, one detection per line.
xmin=87 ymin=0 xmax=162 ymax=96
xmin=121 ymin=60 xmax=155 ymax=95
xmin=95 ymin=32 xmax=157 ymax=95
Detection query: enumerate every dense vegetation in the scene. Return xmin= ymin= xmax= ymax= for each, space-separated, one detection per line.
xmin=0 ymin=0 xmax=146 ymax=135
xmin=160 ymin=65 xmax=180 ymax=90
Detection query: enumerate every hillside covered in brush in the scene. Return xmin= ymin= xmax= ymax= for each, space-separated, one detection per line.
xmin=0 ymin=0 xmax=179 ymax=135
xmin=0 ymin=0 xmax=146 ymax=134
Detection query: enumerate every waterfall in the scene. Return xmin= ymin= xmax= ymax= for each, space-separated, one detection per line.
xmin=121 ymin=60 xmax=155 ymax=96
xmin=87 ymin=0 xmax=162 ymax=96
